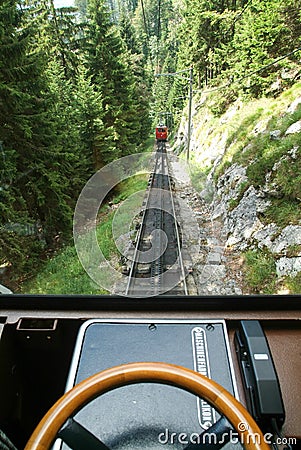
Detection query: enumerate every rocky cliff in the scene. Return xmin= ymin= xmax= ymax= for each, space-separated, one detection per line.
xmin=174 ymin=81 xmax=301 ymax=293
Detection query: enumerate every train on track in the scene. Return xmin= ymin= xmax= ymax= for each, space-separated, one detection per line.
xmin=155 ymin=125 xmax=168 ymax=142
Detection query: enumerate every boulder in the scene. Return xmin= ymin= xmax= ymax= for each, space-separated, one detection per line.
xmin=286 ymin=96 xmax=301 ymax=114
xmin=285 ymin=120 xmax=301 ymax=135
xmin=276 ymin=257 xmax=301 ymax=277
xmin=270 ymin=130 xmax=281 ymax=140
xmin=225 ymin=186 xmax=268 ymax=249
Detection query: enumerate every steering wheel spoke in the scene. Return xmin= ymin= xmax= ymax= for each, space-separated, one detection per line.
xmin=57 ymin=418 xmax=110 ymax=450
xmin=183 ymin=416 xmax=233 ymax=450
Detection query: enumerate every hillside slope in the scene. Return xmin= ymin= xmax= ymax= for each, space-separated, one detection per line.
xmin=175 ymin=81 xmax=301 ymax=293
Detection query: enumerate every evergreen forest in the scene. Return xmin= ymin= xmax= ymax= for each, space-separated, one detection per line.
xmin=1 ymin=0 xmax=301 ymax=289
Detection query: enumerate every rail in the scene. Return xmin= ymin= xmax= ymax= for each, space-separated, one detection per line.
xmin=125 ymin=142 xmax=188 ymax=297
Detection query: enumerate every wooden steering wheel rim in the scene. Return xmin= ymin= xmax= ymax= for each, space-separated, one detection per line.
xmin=24 ymin=362 xmax=270 ymax=450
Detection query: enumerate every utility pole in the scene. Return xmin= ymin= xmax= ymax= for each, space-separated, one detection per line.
xmin=187 ymin=67 xmax=193 ymax=163
xmin=155 ymin=67 xmax=193 ymax=162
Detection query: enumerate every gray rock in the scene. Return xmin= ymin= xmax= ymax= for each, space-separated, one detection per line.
xmin=253 ymin=224 xmax=279 ymax=251
xmin=276 ymin=257 xmax=301 ymax=276
xmin=214 ymin=164 xmax=248 ymax=217
xmin=197 ymin=263 xmax=242 ymax=294
xmin=253 ymin=119 xmax=269 ymax=135
xmin=271 ymin=225 xmax=301 ymax=254
xmin=211 ymin=203 xmax=226 ymax=220
xmin=253 ymin=224 xmax=301 ymax=257
xmin=286 ymin=96 xmax=301 ymax=114
xmin=269 ymin=79 xmax=282 ymax=94
xmin=242 ymin=143 xmax=253 ymax=154
xmin=225 ymin=186 xmax=268 ymax=248
xmin=207 ymin=252 xmax=222 ymax=265
xmin=285 ymin=120 xmax=301 ymax=135
xmin=288 ymin=146 xmax=299 ymax=159
xmin=270 ymin=130 xmax=281 ymax=140
xmin=281 ymin=68 xmax=300 ymax=81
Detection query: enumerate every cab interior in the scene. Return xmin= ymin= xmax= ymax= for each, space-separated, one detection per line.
xmin=0 ymin=294 xmax=300 ymax=449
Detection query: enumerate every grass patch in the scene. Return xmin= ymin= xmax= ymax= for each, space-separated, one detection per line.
xmin=244 ymin=132 xmax=301 ymax=188
xmin=21 ymin=173 xmax=148 ymax=294
xmin=21 ymin=245 xmax=105 ymax=294
xmin=262 ymin=198 xmax=301 ymax=227
xmin=190 ymin=159 xmax=211 ymax=192
xmin=207 ymin=87 xmax=238 ymax=116
xmin=283 ymin=273 xmax=301 ymax=294
xmin=286 ymin=244 xmax=301 ymax=258
xmin=243 ymin=249 xmax=277 ymax=294
xmin=226 ymin=109 xmax=263 ymax=148
xmin=272 ymin=148 xmax=301 ymax=201
xmin=211 ymin=82 xmax=301 ymax=182
xmin=243 ymin=247 xmax=301 ymax=295
xmin=140 ymin=135 xmax=156 ymax=153
xmin=112 ymin=173 xmax=149 ymax=204
xmin=96 ymin=212 xmax=117 ymax=261
xmin=228 ymin=198 xmax=239 ymax=211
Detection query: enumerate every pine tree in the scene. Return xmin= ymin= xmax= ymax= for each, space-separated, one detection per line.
xmin=227 ymin=0 xmax=287 ymax=96
xmin=0 ymin=0 xmax=56 ymax=272
xmin=1 ymin=0 xmax=88 ymax=269
xmin=177 ymin=0 xmax=238 ymax=86
xmin=1 ymin=0 xmax=154 ymax=284
xmin=85 ymin=0 xmax=149 ymax=164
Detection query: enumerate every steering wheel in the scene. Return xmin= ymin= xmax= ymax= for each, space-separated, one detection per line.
xmin=24 ymin=362 xmax=270 ymax=450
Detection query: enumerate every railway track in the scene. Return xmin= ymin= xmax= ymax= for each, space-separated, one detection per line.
xmin=124 ymin=141 xmax=188 ymax=297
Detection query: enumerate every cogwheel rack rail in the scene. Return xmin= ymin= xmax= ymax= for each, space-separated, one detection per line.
xmin=125 ymin=141 xmax=188 ymax=297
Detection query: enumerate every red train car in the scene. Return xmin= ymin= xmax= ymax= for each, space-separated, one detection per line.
xmin=155 ymin=125 xmax=168 ymax=141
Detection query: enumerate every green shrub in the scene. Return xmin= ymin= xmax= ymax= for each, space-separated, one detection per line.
xmin=20 ymin=173 xmax=148 ymax=294
xmin=262 ymin=198 xmax=301 ymax=227
xmin=284 ymin=273 xmax=301 ymax=294
xmin=243 ymin=249 xmax=277 ymax=293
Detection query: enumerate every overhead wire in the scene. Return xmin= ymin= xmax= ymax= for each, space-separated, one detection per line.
xmin=195 ymin=0 xmax=300 ymax=93
xmin=206 ymin=1 xmax=253 ymax=86
xmin=200 ymin=44 xmax=301 ymax=94
xmin=223 ymin=0 xmax=253 ymax=38
xmin=231 ymin=0 xmax=253 ymax=29
xmin=237 ymin=45 xmax=301 ymax=82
